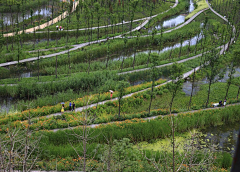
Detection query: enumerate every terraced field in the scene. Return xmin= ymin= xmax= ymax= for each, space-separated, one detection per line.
xmin=0 ymin=0 xmax=239 ymax=171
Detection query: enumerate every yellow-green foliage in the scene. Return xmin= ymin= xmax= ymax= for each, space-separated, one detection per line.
xmin=135 ymin=129 xmax=201 ymax=153
xmin=185 ymin=0 xmax=209 ymax=20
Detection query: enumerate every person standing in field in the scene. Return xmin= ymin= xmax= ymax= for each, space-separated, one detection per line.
xmin=69 ymin=101 xmax=72 ymax=110
xmin=224 ymin=99 xmax=227 ymax=107
xmin=72 ymin=102 xmax=75 ymax=111
xmin=61 ymin=104 xmax=64 ymax=113
xmin=110 ymin=90 xmax=114 ymax=100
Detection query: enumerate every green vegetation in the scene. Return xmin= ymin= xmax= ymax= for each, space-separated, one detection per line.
xmin=185 ymin=0 xmax=209 ymax=19
xmin=0 ymin=0 xmax=240 ymax=171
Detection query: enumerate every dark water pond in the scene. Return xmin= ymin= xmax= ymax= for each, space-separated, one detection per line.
xmin=182 ymin=67 xmax=240 ymax=96
xmin=2 ymin=8 xmax=52 ymax=26
xmin=0 ymin=97 xmax=17 ymax=114
xmin=199 ymin=122 xmax=240 ymax=154
xmin=21 ymin=72 xmax=32 ymax=78
xmin=1 ymin=0 xmax=67 ymax=26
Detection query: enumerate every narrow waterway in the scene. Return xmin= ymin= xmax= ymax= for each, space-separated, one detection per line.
xmin=2 ymin=8 xmax=52 ymax=26
xmin=149 ymin=0 xmax=195 ymax=33
xmin=182 ymin=67 xmax=240 ymax=96
xmin=9 ymin=32 xmax=203 ymax=79
xmin=0 ymin=97 xmax=17 ymax=114
xmin=1 ymin=0 xmax=66 ymax=26
xmin=112 ymin=32 xmax=203 ymax=62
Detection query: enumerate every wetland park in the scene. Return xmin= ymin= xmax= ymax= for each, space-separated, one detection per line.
xmin=0 ymin=0 xmax=240 ymax=171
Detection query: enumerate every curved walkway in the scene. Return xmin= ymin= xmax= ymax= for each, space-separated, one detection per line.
xmin=46 ymin=2 xmax=236 ymax=131
xmin=0 ymin=45 xmax=221 ymax=87
xmin=0 ymin=3 xmax=231 ymax=85
xmin=35 ymin=1 xmax=178 ymax=34
xmin=0 ymin=2 xmax=234 ymax=88
xmin=45 ymin=40 xmax=228 ymax=118
xmin=0 ymin=0 xmax=208 ymax=68
xmin=206 ymin=0 xmax=236 ymax=48
xmin=53 ymin=102 xmax=240 ymax=132
xmin=3 ymin=0 xmax=177 ymax=37
xmin=0 ymin=52 xmax=200 ymax=87
xmin=3 ymin=1 xmax=80 ymax=37
xmin=4 ymin=1 xmax=236 ymax=132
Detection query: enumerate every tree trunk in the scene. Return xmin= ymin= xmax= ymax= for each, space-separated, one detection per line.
xmin=33 ymin=24 xmax=36 ymax=49
xmin=38 ymin=50 xmax=40 ymax=80
xmin=179 ymin=42 xmax=182 ymax=59
xmin=0 ymin=137 xmax=6 ymax=171
xmin=169 ymin=48 xmax=173 ymax=60
xmin=147 ymin=49 xmax=152 ymax=67
xmin=97 ymin=19 xmax=100 ymax=41
xmin=107 ymin=144 xmax=112 ymax=172
xmin=237 ymin=86 xmax=240 ymax=99
xmin=83 ymin=123 xmax=86 ymax=172
xmin=9 ymin=133 xmax=13 ymax=172
xmin=194 ymin=33 xmax=200 ymax=54
xmin=206 ymin=79 xmax=212 ymax=108
xmin=133 ymin=48 xmax=136 ymax=69
xmin=118 ymin=98 xmax=121 ymax=118
xmin=23 ymin=120 xmax=30 ymax=172
xmin=88 ymin=54 xmax=91 ymax=75
xmin=47 ymin=22 xmax=50 ymax=47
xmin=172 ymin=114 xmax=175 ymax=172
xmin=68 ymin=49 xmax=71 ymax=76
xmin=67 ymin=16 xmax=69 ymax=44
xmin=148 ymin=82 xmax=154 ymax=114
xmin=188 ymin=68 xmax=196 ymax=110
xmin=188 ymin=34 xmax=192 ymax=57
xmin=225 ymin=65 xmax=234 ymax=99
xmin=55 ymin=55 xmax=57 ymax=78
xmin=121 ymin=58 xmax=125 ymax=71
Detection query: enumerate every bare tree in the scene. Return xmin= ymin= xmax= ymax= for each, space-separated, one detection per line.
xmin=68 ymin=96 xmax=99 ymax=172
xmin=0 ymin=102 xmax=42 ymax=172
xmin=168 ymin=63 xmax=184 ymax=172
xmin=148 ymin=54 xmax=159 ymax=114
xmin=115 ymin=81 xmax=129 ymax=118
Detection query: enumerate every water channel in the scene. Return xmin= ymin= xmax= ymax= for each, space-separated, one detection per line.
xmin=111 ymin=31 xmax=203 ymax=63
xmin=1 ymin=0 xmax=67 ymax=26
xmin=0 ymin=31 xmax=204 ymax=112
xmin=8 ymin=30 xmax=203 ymax=79
xmin=2 ymin=8 xmax=52 ymax=26
xmin=148 ymin=0 xmax=195 ymax=33
xmin=199 ymin=122 xmax=240 ymax=154
xmin=182 ymin=67 xmax=240 ymax=96
xmin=138 ymin=122 xmax=240 ymax=155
